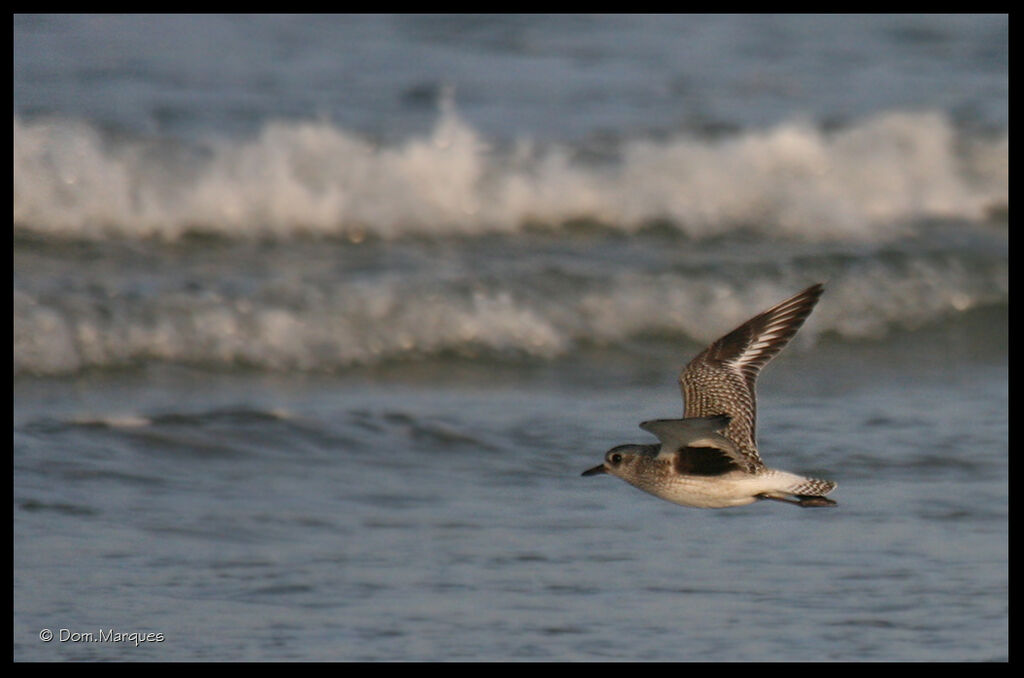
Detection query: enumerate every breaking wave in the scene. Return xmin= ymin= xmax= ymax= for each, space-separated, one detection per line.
xmin=14 ymin=106 xmax=1007 ymax=242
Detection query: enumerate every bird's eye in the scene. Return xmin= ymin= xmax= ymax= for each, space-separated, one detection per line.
xmin=609 ymin=453 xmax=623 ymax=465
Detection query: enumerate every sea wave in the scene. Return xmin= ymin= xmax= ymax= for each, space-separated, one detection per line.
xmin=13 ymin=252 xmax=1007 ymax=377
xmin=13 ymin=105 xmax=1007 ymax=242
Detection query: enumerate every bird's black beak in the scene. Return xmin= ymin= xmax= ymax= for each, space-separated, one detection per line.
xmin=581 ymin=464 xmax=607 ymax=477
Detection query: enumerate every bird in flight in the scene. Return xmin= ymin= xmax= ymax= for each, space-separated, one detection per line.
xmin=582 ymin=284 xmax=837 ymax=508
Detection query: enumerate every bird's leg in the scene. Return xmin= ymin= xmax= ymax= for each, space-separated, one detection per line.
xmin=756 ymin=493 xmax=836 ymax=508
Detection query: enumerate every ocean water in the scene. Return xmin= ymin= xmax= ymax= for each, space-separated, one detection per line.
xmin=13 ymin=14 xmax=1007 ymax=661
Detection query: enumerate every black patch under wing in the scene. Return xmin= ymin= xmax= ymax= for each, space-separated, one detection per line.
xmin=672 ymin=446 xmax=740 ymax=476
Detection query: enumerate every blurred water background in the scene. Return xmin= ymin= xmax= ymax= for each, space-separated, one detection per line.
xmin=13 ymin=14 xmax=1007 ymax=661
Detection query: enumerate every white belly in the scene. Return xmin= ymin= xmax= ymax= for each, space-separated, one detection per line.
xmin=633 ymin=469 xmax=808 ymax=509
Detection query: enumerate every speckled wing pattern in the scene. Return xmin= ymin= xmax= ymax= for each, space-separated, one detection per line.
xmin=679 ymin=284 xmax=824 ymax=472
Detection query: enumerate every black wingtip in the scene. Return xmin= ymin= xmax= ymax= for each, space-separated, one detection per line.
xmin=802 ymin=282 xmax=825 ymax=300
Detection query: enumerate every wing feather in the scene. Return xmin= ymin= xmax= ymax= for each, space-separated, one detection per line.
xmin=679 ymin=284 xmax=824 ymax=470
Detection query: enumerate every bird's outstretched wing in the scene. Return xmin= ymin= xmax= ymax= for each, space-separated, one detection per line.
xmin=679 ymin=284 xmax=824 ymax=471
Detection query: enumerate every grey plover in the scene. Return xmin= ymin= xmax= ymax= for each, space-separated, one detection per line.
xmin=582 ymin=284 xmax=837 ymax=508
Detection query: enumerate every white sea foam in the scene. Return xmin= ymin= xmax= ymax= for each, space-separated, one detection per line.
xmin=14 ymin=107 xmax=1007 ymax=242
xmin=13 ymin=255 xmax=1007 ymax=376
xmin=13 ymin=105 xmax=1007 ymax=376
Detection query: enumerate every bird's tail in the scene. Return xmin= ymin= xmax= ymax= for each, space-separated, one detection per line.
xmin=759 ymin=474 xmax=837 ymax=507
